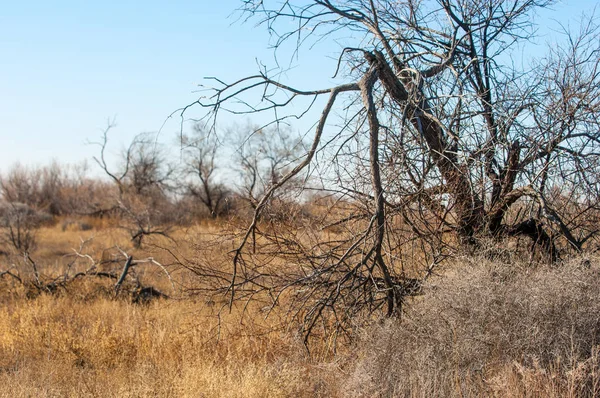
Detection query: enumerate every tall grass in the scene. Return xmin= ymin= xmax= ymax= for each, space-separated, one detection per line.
xmin=1 ymin=222 xmax=599 ymax=396
xmin=345 ymin=256 xmax=600 ymax=397
xmin=0 ymin=291 xmax=339 ymax=397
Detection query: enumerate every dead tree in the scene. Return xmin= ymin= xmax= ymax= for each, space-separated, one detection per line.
xmin=180 ymin=0 xmax=600 ymax=340
xmin=91 ymin=123 xmax=176 ymax=248
xmin=0 ymin=238 xmax=173 ymax=301
xmin=180 ymin=124 xmax=230 ymax=218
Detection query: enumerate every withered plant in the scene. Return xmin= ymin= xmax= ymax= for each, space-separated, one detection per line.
xmin=180 ymin=0 xmax=600 ymax=340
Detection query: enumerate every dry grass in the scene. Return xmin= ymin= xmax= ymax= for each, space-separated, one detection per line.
xmin=0 ymin=221 xmax=340 ymax=397
xmin=0 ymin=290 xmax=340 ymax=397
xmin=1 ymin=221 xmax=600 ymax=396
xmin=345 ymin=256 xmax=600 ymax=397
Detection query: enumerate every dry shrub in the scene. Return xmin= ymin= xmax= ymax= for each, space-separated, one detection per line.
xmin=346 ymin=256 xmax=600 ymax=397
xmin=0 ymin=202 xmax=52 ymax=253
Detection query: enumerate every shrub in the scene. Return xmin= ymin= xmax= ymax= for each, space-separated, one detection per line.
xmin=346 ymin=256 xmax=600 ymax=397
xmin=0 ymin=202 xmax=51 ymax=253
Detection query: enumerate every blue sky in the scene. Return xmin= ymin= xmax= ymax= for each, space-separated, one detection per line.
xmin=0 ymin=0 xmax=597 ymax=172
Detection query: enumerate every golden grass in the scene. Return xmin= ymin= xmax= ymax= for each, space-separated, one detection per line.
xmin=1 ymin=220 xmax=599 ymax=396
xmin=0 ymin=292 xmax=340 ymax=397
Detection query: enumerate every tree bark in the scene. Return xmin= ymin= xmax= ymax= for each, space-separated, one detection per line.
xmin=365 ymin=50 xmax=485 ymax=242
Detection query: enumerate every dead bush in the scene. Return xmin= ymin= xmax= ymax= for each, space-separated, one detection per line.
xmin=346 ymin=257 xmax=600 ymax=397
xmin=0 ymin=202 xmax=51 ymax=253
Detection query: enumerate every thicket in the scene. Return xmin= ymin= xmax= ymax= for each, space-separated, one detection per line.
xmin=347 ymin=256 xmax=600 ymax=397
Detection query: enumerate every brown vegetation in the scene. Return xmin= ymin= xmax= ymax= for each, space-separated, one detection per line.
xmin=347 ymin=256 xmax=600 ymax=397
xmin=1 ymin=1 xmax=600 ymax=395
xmin=0 ymin=221 xmax=598 ymax=396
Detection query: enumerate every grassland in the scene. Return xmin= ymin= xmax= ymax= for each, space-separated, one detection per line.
xmin=0 ymin=220 xmax=599 ymax=397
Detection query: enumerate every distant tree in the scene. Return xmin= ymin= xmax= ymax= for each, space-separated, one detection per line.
xmin=126 ymin=134 xmax=175 ymax=197
xmin=233 ymin=125 xmax=304 ymax=210
xmin=92 ymin=123 xmax=175 ymax=248
xmin=0 ymin=164 xmax=41 ymax=206
xmin=0 ymin=161 xmax=67 ymax=216
xmin=0 ymin=202 xmax=48 ymax=254
xmin=181 ymin=124 xmax=230 ymax=218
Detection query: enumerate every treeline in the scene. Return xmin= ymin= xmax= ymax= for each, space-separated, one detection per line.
xmin=0 ymin=161 xmax=114 ymax=217
xmin=0 ymin=123 xmax=311 ymax=247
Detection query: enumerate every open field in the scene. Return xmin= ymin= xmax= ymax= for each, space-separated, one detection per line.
xmin=0 ymin=221 xmax=340 ymax=397
xmin=0 ymin=221 xmax=599 ymax=397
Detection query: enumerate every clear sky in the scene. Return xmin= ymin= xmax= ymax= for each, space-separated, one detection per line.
xmin=0 ymin=0 xmax=596 ymax=172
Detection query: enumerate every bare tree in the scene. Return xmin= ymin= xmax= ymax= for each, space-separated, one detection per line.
xmin=233 ymin=125 xmax=305 ymax=213
xmin=0 ymin=162 xmax=65 ymax=215
xmin=92 ymin=124 xmax=176 ymax=248
xmin=126 ymin=134 xmax=175 ymax=197
xmin=181 ymin=124 xmax=230 ymax=218
xmin=0 ymin=202 xmax=48 ymax=254
xmin=181 ymin=1 xmax=600 ymax=340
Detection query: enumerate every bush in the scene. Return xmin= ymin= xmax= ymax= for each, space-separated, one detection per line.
xmin=0 ymin=161 xmax=117 ymax=217
xmin=346 ymin=256 xmax=600 ymax=397
xmin=0 ymin=202 xmax=51 ymax=253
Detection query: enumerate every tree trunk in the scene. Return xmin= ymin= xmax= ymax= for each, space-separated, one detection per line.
xmin=365 ymin=50 xmax=485 ymax=243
